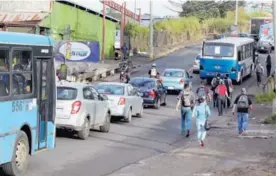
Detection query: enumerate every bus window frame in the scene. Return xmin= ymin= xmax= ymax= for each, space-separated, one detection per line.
xmin=0 ymin=46 xmax=12 ymax=100
xmin=10 ymin=47 xmax=35 ymax=100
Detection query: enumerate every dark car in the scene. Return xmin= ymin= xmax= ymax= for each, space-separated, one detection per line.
xmin=129 ymin=77 xmax=167 ymax=109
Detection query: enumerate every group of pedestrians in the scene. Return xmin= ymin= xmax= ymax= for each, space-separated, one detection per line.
xmin=175 ymin=74 xmax=253 ymax=147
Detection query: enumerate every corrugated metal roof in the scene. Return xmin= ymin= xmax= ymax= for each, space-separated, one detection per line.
xmin=0 ymin=12 xmax=49 ymax=23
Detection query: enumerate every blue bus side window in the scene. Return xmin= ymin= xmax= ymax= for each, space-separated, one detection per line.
xmin=0 ymin=49 xmax=10 ymax=97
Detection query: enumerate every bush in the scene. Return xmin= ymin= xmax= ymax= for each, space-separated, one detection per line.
xmin=125 ymin=23 xmax=149 ymax=37
xmin=255 ymin=91 xmax=275 ymax=103
xmin=264 ymin=113 xmax=276 ymax=124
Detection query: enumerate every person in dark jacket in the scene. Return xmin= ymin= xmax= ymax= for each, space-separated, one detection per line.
xmin=266 ymin=52 xmax=272 ymax=78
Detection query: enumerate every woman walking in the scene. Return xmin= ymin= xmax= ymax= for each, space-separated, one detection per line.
xmin=192 ymin=96 xmax=211 ymax=147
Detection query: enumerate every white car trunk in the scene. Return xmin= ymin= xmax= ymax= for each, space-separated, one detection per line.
xmin=56 ymin=100 xmax=74 ymax=119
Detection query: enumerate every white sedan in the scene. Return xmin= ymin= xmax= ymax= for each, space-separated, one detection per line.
xmin=95 ymin=82 xmax=144 ymax=123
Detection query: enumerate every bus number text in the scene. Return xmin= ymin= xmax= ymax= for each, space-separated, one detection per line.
xmin=12 ymin=100 xmax=23 ymax=112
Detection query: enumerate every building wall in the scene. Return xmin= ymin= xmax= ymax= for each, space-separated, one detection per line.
xmin=40 ymin=2 xmax=116 ymax=58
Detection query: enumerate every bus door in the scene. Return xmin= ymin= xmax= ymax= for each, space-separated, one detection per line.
xmin=36 ymin=58 xmax=52 ymax=149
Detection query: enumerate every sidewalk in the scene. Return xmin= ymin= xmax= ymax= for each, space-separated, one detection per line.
xmin=108 ymin=103 xmax=276 ymax=176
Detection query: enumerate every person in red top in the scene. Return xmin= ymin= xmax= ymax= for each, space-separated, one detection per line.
xmin=215 ymin=79 xmax=229 ymax=116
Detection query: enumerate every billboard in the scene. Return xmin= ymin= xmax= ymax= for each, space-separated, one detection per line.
xmin=54 ymin=41 xmax=100 ymax=62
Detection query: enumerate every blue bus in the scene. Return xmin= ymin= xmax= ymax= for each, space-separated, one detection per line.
xmin=0 ymin=32 xmax=56 ymax=176
xmin=200 ymin=37 xmax=255 ymax=84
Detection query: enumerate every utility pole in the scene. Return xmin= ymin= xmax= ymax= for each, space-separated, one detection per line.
xmin=134 ymin=0 xmax=137 ymax=23
xmin=101 ymin=1 xmax=106 ymax=61
xmin=149 ymin=0 xmax=153 ymax=59
xmin=235 ymin=0 xmax=238 ymax=26
xmin=272 ymin=0 xmax=276 ymax=115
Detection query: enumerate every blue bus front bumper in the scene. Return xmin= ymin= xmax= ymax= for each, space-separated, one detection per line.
xmin=200 ymin=71 xmax=237 ymax=80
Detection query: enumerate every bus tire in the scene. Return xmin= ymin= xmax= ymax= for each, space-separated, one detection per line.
xmin=2 ymin=131 xmax=29 ymax=176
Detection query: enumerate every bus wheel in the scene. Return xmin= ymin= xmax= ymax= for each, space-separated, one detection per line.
xmin=2 ymin=131 xmax=29 ymax=176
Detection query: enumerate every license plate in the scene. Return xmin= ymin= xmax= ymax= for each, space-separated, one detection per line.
xmin=215 ymin=66 xmax=220 ymax=69
xmin=168 ymin=86 xmax=174 ymax=90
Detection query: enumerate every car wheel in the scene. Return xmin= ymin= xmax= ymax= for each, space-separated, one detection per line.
xmin=2 ymin=131 xmax=29 ymax=176
xmin=78 ymin=118 xmax=90 ymax=140
xmin=137 ymin=104 xmax=144 ymax=118
xmin=100 ymin=113 xmax=111 ymax=133
xmin=154 ymin=98 xmax=160 ymax=109
xmin=125 ymin=109 xmax=132 ymax=123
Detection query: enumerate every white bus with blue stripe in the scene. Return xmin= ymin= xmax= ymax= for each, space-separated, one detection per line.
xmin=200 ymin=37 xmax=255 ymax=84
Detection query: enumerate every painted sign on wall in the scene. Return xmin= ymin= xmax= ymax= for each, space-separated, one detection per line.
xmin=55 ymin=41 xmax=100 ymax=62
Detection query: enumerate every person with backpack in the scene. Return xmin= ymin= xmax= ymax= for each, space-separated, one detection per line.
xmin=148 ymin=63 xmax=159 ymax=78
xmin=215 ymin=79 xmax=229 ymax=116
xmin=265 ymin=52 xmax=272 ymax=78
xmin=176 ymin=83 xmax=195 ymax=137
xmin=196 ymin=80 xmax=211 ymax=103
xmin=192 ymin=96 xmax=211 ymax=147
xmin=232 ymin=88 xmax=253 ymax=136
xmin=224 ymin=74 xmax=233 ymax=108
xmin=255 ymin=60 xmax=264 ymax=87
xmin=211 ymin=73 xmax=220 ymax=108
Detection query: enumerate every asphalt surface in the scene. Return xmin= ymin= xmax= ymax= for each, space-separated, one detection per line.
xmin=1 ymin=45 xmax=274 ymax=176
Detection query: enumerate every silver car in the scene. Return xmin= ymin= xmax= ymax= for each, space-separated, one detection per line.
xmin=192 ymin=53 xmax=201 ymax=73
xmin=95 ymin=82 xmax=144 ymax=123
xmin=56 ymin=81 xmax=111 ymax=140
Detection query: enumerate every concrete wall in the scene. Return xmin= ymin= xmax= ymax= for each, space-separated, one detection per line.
xmin=40 ymin=2 xmax=117 ymax=58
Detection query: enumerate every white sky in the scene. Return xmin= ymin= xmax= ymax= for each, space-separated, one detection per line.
xmin=68 ymin=0 xmax=180 ymax=17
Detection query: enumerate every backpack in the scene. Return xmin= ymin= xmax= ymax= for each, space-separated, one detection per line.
xmin=212 ymin=78 xmax=220 ymax=90
xmin=237 ymin=95 xmax=249 ymax=109
xmin=197 ymin=87 xmax=206 ymax=98
xmin=181 ymin=90 xmax=192 ymax=107
xmin=256 ymin=64 xmax=263 ymax=74
xmin=224 ymin=79 xmax=230 ymax=91
xmin=150 ymin=68 xmax=157 ymax=77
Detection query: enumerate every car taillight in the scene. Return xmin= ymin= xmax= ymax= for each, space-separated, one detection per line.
xmin=71 ymin=101 xmax=82 ymax=114
xmin=149 ymin=90 xmax=156 ymax=98
xmin=179 ymin=78 xmax=184 ymax=84
xmin=118 ymin=97 xmax=126 ymax=105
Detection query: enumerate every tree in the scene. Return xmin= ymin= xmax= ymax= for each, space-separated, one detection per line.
xmin=178 ymin=0 xmax=246 ymax=20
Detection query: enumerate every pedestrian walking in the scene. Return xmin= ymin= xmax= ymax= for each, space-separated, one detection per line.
xmin=176 ymin=83 xmax=195 ymax=137
xmin=255 ymin=60 xmax=265 ymax=87
xmin=196 ymin=80 xmax=211 ymax=103
xmin=211 ymin=73 xmax=220 ymax=107
xmin=266 ymin=52 xmax=272 ymax=78
xmin=192 ymin=96 xmax=211 ymax=147
xmin=224 ymin=74 xmax=233 ymax=108
xmin=215 ymin=80 xmax=229 ymax=116
xmin=232 ymin=88 xmax=253 ymax=136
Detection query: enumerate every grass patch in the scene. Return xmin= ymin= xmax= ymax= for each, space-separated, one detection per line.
xmin=264 ymin=113 xmax=276 ymax=124
xmin=255 ymin=92 xmax=275 ymax=103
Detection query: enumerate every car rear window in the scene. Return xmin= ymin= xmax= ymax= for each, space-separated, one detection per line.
xmin=129 ymin=78 xmax=156 ymax=88
xmin=57 ymin=87 xmax=78 ymax=100
xmin=163 ymin=70 xmax=184 ymax=77
xmin=95 ymin=84 xmax=124 ymax=95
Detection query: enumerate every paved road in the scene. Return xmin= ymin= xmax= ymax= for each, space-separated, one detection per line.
xmin=2 ymin=45 xmax=274 ymax=176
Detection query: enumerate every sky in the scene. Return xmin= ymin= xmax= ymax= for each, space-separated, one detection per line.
xmin=66 ymin=0 xmax=180 ymax=17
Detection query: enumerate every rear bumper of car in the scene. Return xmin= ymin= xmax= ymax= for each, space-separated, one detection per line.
xmin=56 ymin=114 xmax=84 ymax=131
xmin=143 ymin=98 xmax=156 ymax=106
xmin=110 ymin=105 xmax=127 ymax=117
xmin=163 ymin=83 xmax=183 ymax=91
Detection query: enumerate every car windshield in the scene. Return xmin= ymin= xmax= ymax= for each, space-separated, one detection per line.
xmin=57 ymin=87 xmax=78 ymax=100
xmin=163 ymin=70 xmax=184 ymax=77
xmin=95 ymin=84 xmax=124 ymax=95
xmin=130 ymin=78 xmax=156 ymax=88
xmin=203 ymin=43 xmax=234 ymax=57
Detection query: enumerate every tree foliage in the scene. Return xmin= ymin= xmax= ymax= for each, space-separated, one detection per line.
xmin=180 ymin=0 xmax=245 ymax=20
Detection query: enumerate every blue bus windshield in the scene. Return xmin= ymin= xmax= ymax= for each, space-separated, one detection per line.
xmin=203 ymin=43 xmax=234 ymax=57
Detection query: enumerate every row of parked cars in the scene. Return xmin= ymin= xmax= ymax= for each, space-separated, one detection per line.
xmin=56 ymin=68 xmax=193 ymax=140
